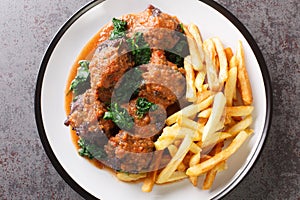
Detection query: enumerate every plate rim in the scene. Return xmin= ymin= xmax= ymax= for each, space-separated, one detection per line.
xmin=34 ymin=0 xmax=273 ymax=199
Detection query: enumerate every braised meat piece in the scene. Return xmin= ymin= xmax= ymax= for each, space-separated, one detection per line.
xmin=104 ymin=130 xmax=155 ymax=173
xmin=139 ymin=63 xmax=186 ymax=108
xmin=124 ymin=98 xmax=166 ymax=138
xmin=149 ymin=49 xmax=168 ymax=65
xmin=64 ymin=89 xmax=116 ymax=139
xmin=89 ymin=38 xmax=134 ymax=102
xmin=125 ymin=5 xmax=181 ymax=50
xmin=64 ymin=6 xmax=189 ymax=172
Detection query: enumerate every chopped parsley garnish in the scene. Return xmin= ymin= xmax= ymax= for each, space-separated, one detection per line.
xmin=126 ymin=32 xmax=151 ymax=66
xmin=78 ymin=138 xmax=106 ymax=159
xmin=136 ymin=97 xmax=158 ymax=118
xmin=110 ymin=17 xmax=150 ymax=65
xmin=113 ymin=67 xmax=143 ymax=103
xmin=178 ymin=23 xmax=185 ymax=33
xmin=109 ymin=18 xmax=127 ymax=40
xmin=104 ymin=103 xmax=134 ymax=130
xmin=69 ymin=60 xmax=90 ymax=100
xmin=166 ymin=23 xmax=189 ymax=68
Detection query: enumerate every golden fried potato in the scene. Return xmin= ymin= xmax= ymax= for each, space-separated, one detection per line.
xmin=186 ymin=130 xmax=252 ymax=176
xmin=236 ymin=41 xmax=253 ymax=105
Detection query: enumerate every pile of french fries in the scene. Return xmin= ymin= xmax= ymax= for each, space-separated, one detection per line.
xmin=118 ymin=23 xmax=254 ymax=192
xmin=141 ymin=23 xmax=254 ymax=192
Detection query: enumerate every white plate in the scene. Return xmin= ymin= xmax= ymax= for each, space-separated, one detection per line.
xmin=35 ymin=0 xmax=272 ymax=199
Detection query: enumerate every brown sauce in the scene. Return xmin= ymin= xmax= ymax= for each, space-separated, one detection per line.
xmin=63 ymin=28 xmax=166 ymax=176
xmin=64 ymin=26 xmax=106 ymax=168
xmin=64 ymin=6 xmax=182 ymax=179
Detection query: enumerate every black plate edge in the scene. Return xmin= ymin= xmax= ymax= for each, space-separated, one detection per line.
xmin=34 ymin=0 xmax=273 ymax=200
xmin=202 ymin=0 xmax=273 ymax=199
xmin=34 ymin=1 xmax=104 ymax=200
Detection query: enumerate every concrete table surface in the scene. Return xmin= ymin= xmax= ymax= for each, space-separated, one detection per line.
xmin=0 ymin=0 xmax=299 ymax=199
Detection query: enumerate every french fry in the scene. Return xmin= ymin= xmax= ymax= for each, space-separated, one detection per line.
xmin=216 ymin=160 xmax=228 ymax=172
xmin=202 ymin=160 xmax=226 ymax=190
xmin=184 ymin=26 xmax=203 ymax=71
xmin=202 ymin=92 xmax=226 ymax=142
xmin=117 ymin=172 xmax=147 ymax=182
xmin=224 ymin=47 xmax=233 ymax=63
xmin=186 ymin=130 xmax=252 ymax=176
xmin=154 ymin=139 xmax=175 ymax=150
xmin=168 ymin=144 xmax=178 ymax=157
xmin=160 ymin=171 xmax=188 ymax=184
xmin=174 ymin=127 xmax=201 ymax=141
xmin=212 ymin=37 xmax=228 ymax=84
xmin=243 ymin=129 xmax=254 ymax=135
xmin=177 ymin=116 xmax=201 ymax=130
xmin=168 ymin=145 xmax=186 ymax=172
xmin=188 ymin=23 xmax=203 ymax=46
xmin=190 ymin=142 xmax=202 ymax=154
xmin=142 ymin=151 xmax=163 ymax=192
xmin=224 ymin=56 xmax=238 ymax=106
xmin=156 ymin=133 xmax=193 ymax=184
xmin=227 ymin=115 xmax=253 ymax=136
xmin=203 ymin=141 xmax=224 ymax=189
xmin=177 ymin=116 xmax=204 ymax=140
xmin=177 ymin=163 xmax=187 ymax=172
xmin=155 ymin=135 xmax=176 ymax=150
xmin=142 ymin=172 xmax=155 ymax=193
xmin=184 ymin=56 xmax=197 ymax=102
xmin=226 ymin=105 xmax=253 ymax=124
xmin=198 ymin=106 xmax=253 ymax=118
xmin=195 ymin=71 xmax=206 ymax=92
xmin=179 ymin=128 xmax=199 ymax=140
xmin=201 ymin=132 xmax=232 ymax=149
xmin=189 ymin=152 xmax=201 ymax=186
xmin=142 ymin=173 xmax=154 ymax=192
xmin=188 ymin=23 xmax=205 ymax=70
xmin=201 ymin=155 xmax=212 ymax=162
xmin=189 ymin=152 xmax=201 ymax=166
xmin=236 ymin=41 xmax=253 ymax=105
xmin=154 ymin=125 xmax=179 ymax=150
xmin=223 ymin=55 xmax=237 ymax=124
xmin=226 ymin=106 xmax=254 ymax=116
xmin=166 ymin=95 xmax=215 ymax=125
xmin=196 ymin=90 xmax=214 ymax=103
xmin=198 ymin=108 xmax=212 ymax=118
xmin=155 ymin=125 xmax=198 ymax=150
xmin=189 ymin=176 xmax=198 ymax=186
xmin=203 ymin=39 xmax=221 ymax=91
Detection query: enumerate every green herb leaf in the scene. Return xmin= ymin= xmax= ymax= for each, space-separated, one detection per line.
xmin=136 ymin=97 xmax=157 ymax=118
xmin=77 ymin=138 xmax=106 ymax=160
xmin=109 ymin=18 xmax=127 ymax=40
xmin=69 ymin=60 xmax=90 ymax=99
xmin=104 ymin=103 xmax=134 ymax=130
xmin=165 ymin=25 xmax=189 ymax=68
xmin=113 ymin=67 xmax=143 ymax=103
xmin=126 ymin=32 xmax=151 ymax=66
xmin=178 ymin=23 xmax=185 ymax=33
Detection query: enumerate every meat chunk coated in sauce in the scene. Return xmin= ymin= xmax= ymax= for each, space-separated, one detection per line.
xmin=89 ymin=38 xmax=134 ymax=103
xmin=65 ymin=5 xmax=188 ymax=173
xmin=139 ymin=64 xmax=186 ymax=108
xmin=105 ymin=130 xmax=155 ymax=173
xmin=65 ymin=89 xmax=116 ymax=140
xmin=125 ymin=98 xmax=166 ymax=138
xmin=123 ymin=5 xmax=181 ymax=49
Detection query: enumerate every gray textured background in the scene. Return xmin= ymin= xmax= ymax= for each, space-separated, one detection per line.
xmin=0 ymin=0 xmax=299 ymax=199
